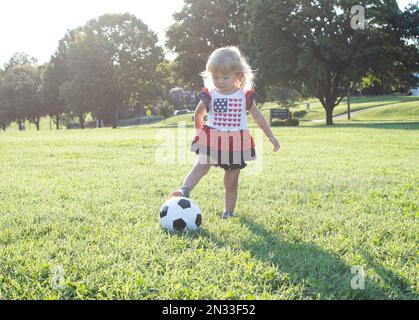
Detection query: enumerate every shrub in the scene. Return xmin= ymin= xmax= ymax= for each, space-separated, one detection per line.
xmin=271 ymin=118 xmax=299 ymax=127
xmin=293 ymin=110 xmax=307 ymax=118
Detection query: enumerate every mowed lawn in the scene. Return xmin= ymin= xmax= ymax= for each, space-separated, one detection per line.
xmin=152 ymin=95 xmax=419 ymax=127
xmin=0 ymin=119 xmax=418 ymax=299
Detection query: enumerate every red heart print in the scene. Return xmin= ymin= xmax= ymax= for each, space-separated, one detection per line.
xmin=233 ymin=123 xmax=237 ymax=127
xmin=228 ymin=123 xmax=231 ymax=126
xmin=228 ymin=118 xmax=232 ymax=122
xmin=229 ymin=98 xmax=233 ymax=102
xmin=233 ymin=119 xmax=236 ymax=122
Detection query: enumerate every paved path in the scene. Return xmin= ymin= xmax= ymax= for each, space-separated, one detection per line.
xmin=307 ymin=104 xmax=390 ymax=122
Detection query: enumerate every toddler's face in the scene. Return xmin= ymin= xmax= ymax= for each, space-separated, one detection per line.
xmin=211 ymin=71 xmax=239 ymax=93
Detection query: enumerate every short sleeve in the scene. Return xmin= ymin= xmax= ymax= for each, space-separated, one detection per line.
xmin=245 ymin=89 xmax=256 ymax=110
xmin=199 ymin=87 xmax=211 ymax=112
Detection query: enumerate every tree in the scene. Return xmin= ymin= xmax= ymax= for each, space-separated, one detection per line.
xmin=166 ymin=0 xmax=250 ymax=89
xmin=85 ymin=13 xmax=164 ymax=126
xmin=247 ymin=0 xmax=419 ymax=125
xmin=39 ymin=28 xmax=82 ymax=130
xmin=156 ymin=101 xmax=174 ymax=122
xmin=0 ymin=53 xmax=41 ymax=130
xmin=0 ymin=69 xmax=12 ymax=131
xmin=0 ymin=64 xmax=42 ymax=130
xmin=60 ymin=30 xmax=114 ymax=129
xmin=46 ymin=13 xmax=164 ymax=129
xmin=3 ymin=52 xmax=37 ymax=71
xmin=39 ymin=59 xmax=68 ymax=130
xmin=156 ymin=60 xmax=179 ymax=101
xmin=268 ymin=86 xmax=301 ymax=119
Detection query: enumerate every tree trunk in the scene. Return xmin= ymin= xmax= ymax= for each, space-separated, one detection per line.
xmin=35 ymin=116 xmax=40 ymax=131
xmin=18 ymin=118 xmax=24 ymax=131
xmin=56 ymin=114 xmax=60 ymax=130
xmin=79 ymin=114 xmax=85 ymax=129
xmin=112 ymin=108 xmax=119 ymax=129
xmin=325 ymin=105 xmax=334 ymax=125
xmin=347 ymin=91 xmax=351 ymax=120
xmin=1 ymin=123 xmax=5 ymax=131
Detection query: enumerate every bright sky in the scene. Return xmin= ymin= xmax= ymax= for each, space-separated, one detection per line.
xmin=0 ymin=0 xmax=414 ymax=67
xmin=0 ymin=0 xmax=184 ymax=66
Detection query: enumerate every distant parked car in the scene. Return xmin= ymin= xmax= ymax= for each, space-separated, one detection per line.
xmin=174 ymin=109 xmax=190 ymax=116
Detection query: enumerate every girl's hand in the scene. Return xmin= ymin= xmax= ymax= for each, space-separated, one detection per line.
xmin=269 ymin=135 xmax=280 ymax=152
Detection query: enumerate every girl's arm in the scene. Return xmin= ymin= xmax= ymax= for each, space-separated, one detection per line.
xmin=248 ymin=103 xmax=280 ymax=152
xmin=194 ymin=101 xmax=207 ymax=132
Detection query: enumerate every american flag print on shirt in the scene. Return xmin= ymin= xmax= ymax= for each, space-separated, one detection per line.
xmin=212 ymin=96 xmax=244 ymax=128
xmin=213 ymin=98 xmax=228 ymax=113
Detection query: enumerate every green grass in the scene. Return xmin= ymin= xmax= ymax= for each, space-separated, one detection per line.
xmin=0 ymin=116 xmax=418 ymax=299
xmin=298 ymin=95 xmax=419 ymax=121
xmin=149 ymin=95 xmax=419 ymax=127
xmin=6 ymin=95 xmax=418 ymax=132
xmin=348 ymin=100 xmax=419 ymax=121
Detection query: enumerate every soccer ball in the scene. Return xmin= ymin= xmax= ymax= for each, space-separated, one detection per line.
xmin=159 ymin=197 xmax=202 ymax=232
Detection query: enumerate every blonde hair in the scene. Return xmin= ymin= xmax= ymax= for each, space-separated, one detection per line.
xmin=201 ymin=46 xmax=254 ymax=90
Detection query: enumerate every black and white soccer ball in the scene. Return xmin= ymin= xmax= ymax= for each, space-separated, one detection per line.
xmin=159 ymin=197 xmax=202 ymax=232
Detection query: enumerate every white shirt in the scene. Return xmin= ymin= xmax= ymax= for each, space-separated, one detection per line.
xmin=206 ymin=89 xmax=247 ymax=131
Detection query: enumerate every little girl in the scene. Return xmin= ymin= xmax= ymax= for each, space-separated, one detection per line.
xmin=168 ymin=46 xmax=280 ymax=218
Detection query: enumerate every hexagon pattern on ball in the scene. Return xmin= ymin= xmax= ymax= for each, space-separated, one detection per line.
xmin=160 ymin=205 xmax=168 ymax=218
xmin=159 ymin=197 xmax=202 ymax=232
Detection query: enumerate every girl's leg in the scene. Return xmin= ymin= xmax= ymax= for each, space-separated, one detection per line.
xmin=168 ymin=158 xmax=211 ymax=198
xmin=223 ymin=168 xmax=241 ymax=212
xmin=182 ymin=160 xmax=211 ymax=190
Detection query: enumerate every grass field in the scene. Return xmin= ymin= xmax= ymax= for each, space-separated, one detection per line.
xmin=297 ymin=95 xmax=419 ymax=121
xmin=0 ymin=98 xmax=418 ymax=299
xmin=151 ymin=95 xmax=419 ymax=128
